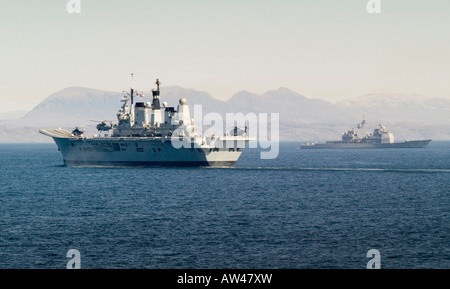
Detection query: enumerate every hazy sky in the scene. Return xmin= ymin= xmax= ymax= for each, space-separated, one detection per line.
xmin=1 ymin=0 xmax=449 ymax=113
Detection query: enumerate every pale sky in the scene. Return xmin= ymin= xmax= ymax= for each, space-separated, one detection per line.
xmin=0 ymin=0 xmax=449 ymax=113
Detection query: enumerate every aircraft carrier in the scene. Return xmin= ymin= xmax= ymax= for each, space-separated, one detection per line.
xmin=40 ymin=75 xmax=251 ymax=166
xmin=301 ymin=117 xmax=431 ymax=149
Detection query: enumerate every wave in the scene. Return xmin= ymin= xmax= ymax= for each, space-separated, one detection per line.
xmin=219 ymin=166 xmax=450 ymax=174
xmin=54 ymin=164 xmax=450 ymax=174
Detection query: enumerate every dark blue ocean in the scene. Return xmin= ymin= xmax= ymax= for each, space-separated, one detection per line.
xmin=0 ymin=142 xmax=449 ymax=269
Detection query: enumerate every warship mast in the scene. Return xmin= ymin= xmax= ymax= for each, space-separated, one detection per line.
xmin=130 ymin=73 xmax=135 ymax=126
xmin=357 ymin=114 xmax=366 ymax=137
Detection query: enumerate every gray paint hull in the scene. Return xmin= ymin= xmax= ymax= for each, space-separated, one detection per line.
xmin=52 ymin=137 xmax=243 ymax=167
xmin=301 ymin=139 xmax=432 ymax=149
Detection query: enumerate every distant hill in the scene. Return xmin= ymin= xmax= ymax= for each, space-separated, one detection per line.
xmin=19 ymin=87 xmax=122 ymax=126
xmin=338 ymin=93 xmax=450 ymax=125
xmin=0 ymin=86 xmax=449 ymax=143
xmin=0 ymin=110 xmax=28 ymax=120
xmin=225 ymin=88 xmax=351 ymax=124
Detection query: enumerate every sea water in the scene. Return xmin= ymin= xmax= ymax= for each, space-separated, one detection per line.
xmin=0 ymin=142 xmax=449 ymax=268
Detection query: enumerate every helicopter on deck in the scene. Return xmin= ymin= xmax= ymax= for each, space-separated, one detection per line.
xmin=90 ymin=120 xmax=113 ymax=133
xmin=71 ymin=127 xmax=84 ymax=137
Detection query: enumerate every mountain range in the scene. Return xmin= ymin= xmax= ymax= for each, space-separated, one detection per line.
xmin=0 ymin=86 xmax=449 ymax=143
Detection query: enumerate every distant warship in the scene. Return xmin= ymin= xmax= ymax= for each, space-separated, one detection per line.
xmin=301 ymin=117 xmax=431 ymax=149
xmin=40 ymin=75 xmax=251 ymax=166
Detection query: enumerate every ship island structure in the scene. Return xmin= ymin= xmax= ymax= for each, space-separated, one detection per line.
xmin=301 ymin=117 xmax=431 ymax=149
xmin=40 ymin=75 xmax=251 ymax=166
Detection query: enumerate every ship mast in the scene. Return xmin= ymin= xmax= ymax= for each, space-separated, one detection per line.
xmin=130 ymin=73 xmax=135 ymax=126
xmin=130 ymin=73 xmax=135 ymax=106
xmin=357 ymin=114 xmax=366 ymax=137
xmin=152 ymin=78 xmax=161 ymax=109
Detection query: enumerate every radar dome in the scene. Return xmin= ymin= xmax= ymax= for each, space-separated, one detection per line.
xmin=179 ymin=98 xmax=187 ymax=105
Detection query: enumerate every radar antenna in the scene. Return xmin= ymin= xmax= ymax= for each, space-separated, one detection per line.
xmin=152 ymin=78 xmax=161 ymax=109
xmin=130 ymin=73 xmax=135 ymax=106
xmin=357 ymin=115 xmax=366 ymax=129
xmin=357 ymin=115 xmax=366 ymax=138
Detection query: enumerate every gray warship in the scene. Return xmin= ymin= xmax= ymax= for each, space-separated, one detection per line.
xmin=301 ymin=117 xmax=431 ymax=149
xmin=40 ymin=75 xmax=251 ymax=166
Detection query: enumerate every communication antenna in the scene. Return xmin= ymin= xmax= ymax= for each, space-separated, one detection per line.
xmin=152 ymin=78 xmax=161 ymax=109
xmin=130 ymin=73 xmax=135 ymax=106
xmin=357 ymin=114 xmax=366 ymax=136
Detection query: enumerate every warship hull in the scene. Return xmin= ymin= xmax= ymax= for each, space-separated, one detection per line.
xmin=41 ymin=129 xmax=244 ymax=167
xmin=301 ymin=139 xmax=431 ymax=149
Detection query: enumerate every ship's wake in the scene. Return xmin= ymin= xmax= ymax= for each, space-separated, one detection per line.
xmin=214 ymin=166 xmax=450 ymax=174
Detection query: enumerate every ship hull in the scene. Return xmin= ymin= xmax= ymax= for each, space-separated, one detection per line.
xmin=301 ymin=139 xmax=432 ymax=149
xmin=50 ymin=136 xmax=243 ymax=167
xmin=63 ymin=160 xmax=236 ymax=167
